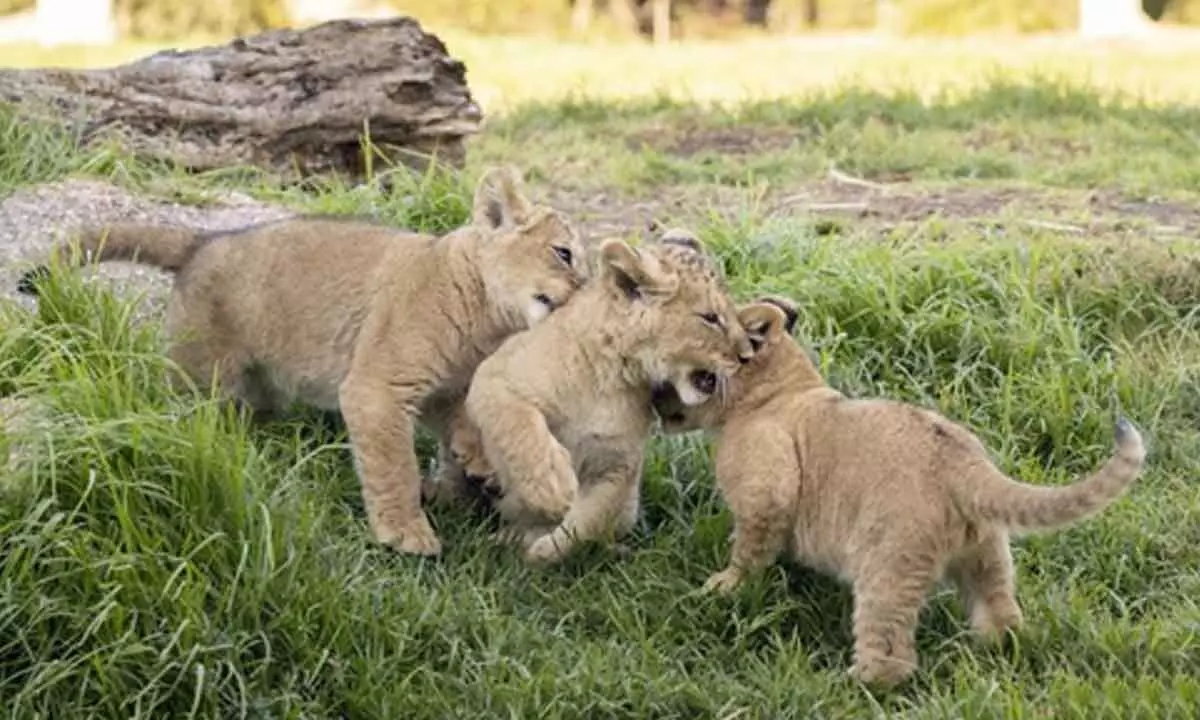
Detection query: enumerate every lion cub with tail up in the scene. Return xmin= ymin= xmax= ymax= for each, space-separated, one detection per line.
xmin=17 ymin=167 xmax=591 ymax=558
xmin=653 ymin=296 xmax=1147 ymax=689
xmin=463 ymin=229 xmax=760 ymax=566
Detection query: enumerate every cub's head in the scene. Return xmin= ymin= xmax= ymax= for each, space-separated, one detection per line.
xmin=598 ymin=228 xmax=754 ymax=407
xmin=652 ymin=294 xmax=799 ymax=433
xmin=472 ymin=166 xmax=590 ymax=328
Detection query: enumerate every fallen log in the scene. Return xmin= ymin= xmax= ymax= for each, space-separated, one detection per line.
xmin=0 ymin=17 xmax=483 ymax=182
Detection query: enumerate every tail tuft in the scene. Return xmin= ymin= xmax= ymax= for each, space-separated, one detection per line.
xmin=1115 ymin=416 xmax=1135 ymax=443
xmin=1113 ymin=416 xmax=1146 ymax=464
xmin=16 ymin=265 xmax=51 ymax=296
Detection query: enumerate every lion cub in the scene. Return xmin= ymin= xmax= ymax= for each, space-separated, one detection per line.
xmin=463 ymin=230 xmax=756 ymax=565
xmin=18 ymin=167 xmax=591 ymax=558
xmin=653 ymin=297 xmax=1147 ymax=688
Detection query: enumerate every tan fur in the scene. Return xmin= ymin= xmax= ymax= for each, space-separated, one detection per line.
xmin=42 ymin=223 xmax=205 ymax=272
xmin=28 ymin=167 xmax=592 ymax=557
xmin=463 ymin=229 xmax=755 ymax=565
xmin=655 ymin=297 xmax=1147 ymax=688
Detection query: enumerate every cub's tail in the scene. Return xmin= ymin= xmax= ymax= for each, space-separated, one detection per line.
xmin=17 ymin=223 xmax=204 ymax=296
xmin=966 ymin=418 xmax=1146 ymax=533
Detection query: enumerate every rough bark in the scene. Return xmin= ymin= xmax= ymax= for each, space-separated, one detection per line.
xmin=0 ymin=17 xmax=483 ymax=182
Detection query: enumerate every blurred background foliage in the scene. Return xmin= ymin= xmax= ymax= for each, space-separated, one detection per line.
xmin=0 ymin=0 xmax=1195 ymax=40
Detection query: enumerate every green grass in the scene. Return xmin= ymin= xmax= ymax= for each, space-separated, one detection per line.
xmin=474 ymin=79 xmax=1200 ymax=198
xmin=4 ymin=64 xmax=1200 ymax=716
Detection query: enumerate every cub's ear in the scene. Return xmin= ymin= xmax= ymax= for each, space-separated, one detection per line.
xmin=657 ymin=227 xmax=707 ymax=255
xmin=599 ymin=238 xmax=678 ymax=299
xmin=737 ymin=301 xmax=790 ymax=353
xmin=472 ymin=165 xmax=534 ymax=230
xmin=754 ymin=294 xmax=799 ymax=335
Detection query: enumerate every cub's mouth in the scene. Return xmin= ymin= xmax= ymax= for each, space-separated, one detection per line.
xmin=523 ymin=292 xmax=562 ymax=326
xmin=689 ymin=369 xmax=718 ymax=397
xmin=650 ymin=382 xmax=687 ymax=425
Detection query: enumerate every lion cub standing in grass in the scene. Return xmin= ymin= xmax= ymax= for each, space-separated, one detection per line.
xmin=463 ymin=230 xmax=762 ymax=565
xmin=653 ymin=296 xmax=1147 ymax=689
xmin=17 ymin=167 xmax=592 ymax=558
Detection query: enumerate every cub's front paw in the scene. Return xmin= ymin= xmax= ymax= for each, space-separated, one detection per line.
xmin=524 ymin=532 xmax=571 ymax=566
xmin=523 ymin=444 xmax=578 ymax=522
xmin=847 ymin=650 xmax=917 ymax=690
xmin=374 ymin=513 xmax=443 ymax=557
xmin=702 ymin=568 xmax=744 ymax=595
xmin=477 ymin=471 xmax=503 ymax=497
xmin=453 ymin=443 xmax=496 ymax=487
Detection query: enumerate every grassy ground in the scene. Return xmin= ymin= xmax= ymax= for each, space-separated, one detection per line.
xmin=3 ymin=32 xmax=1200 ymax=718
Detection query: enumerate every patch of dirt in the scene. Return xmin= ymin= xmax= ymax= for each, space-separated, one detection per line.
xmin=812 ymin=184 xmax=1037 ymax=221
xmin=767 ymin=180 xmax=1200 ymax=236
xmin=540 ymin=182 xmax=755 ymax=241
xmin=626 ymin=124 xmax=797 ymax=158
xmin=963 ymin=128 xmax=1091 ymax=158
xmin=1087 ymin=190 xmax=1200 ymax=234
xmin=0 ymin=179 xmax=294 ymax=319
xmin=546 ymin=177 xmax=1200 ymax=244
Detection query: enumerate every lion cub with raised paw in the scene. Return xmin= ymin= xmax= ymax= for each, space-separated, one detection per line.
xmin=464 ymin=229 xmax=756 ymax=566
xmin=653 ymin=296 xmax=1147 ymax=689
xmin=17 ymin=167 xmax=591 ymax=558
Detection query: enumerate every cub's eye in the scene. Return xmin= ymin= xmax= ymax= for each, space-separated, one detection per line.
xmin=699 ymin=312 xmax=721 ymax=326
xmin=553 ymin=246 xmax=573 ymax=266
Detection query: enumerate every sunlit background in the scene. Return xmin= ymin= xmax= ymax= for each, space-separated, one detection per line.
xmin=1 ymin=0 xmax=1199 ymax=109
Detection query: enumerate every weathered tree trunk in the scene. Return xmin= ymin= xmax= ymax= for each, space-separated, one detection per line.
xmin=0 ymin=17 xmax=483 ymax=182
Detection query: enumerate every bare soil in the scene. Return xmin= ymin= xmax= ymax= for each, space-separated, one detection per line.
xmin=625 ymin=124 xmax=797 ymax=157
xmin=547 ymin=177 xmax=1200 ymax=242
xmin=0 ymin=179 xmax=293 ymax=316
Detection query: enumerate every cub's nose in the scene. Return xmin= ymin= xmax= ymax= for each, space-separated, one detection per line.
xmin=736 ymin=336 xmax=755 ymax=363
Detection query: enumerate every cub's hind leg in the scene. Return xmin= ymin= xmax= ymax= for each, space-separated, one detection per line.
xmin=424 ymin=400 xmax=500 ymax=513
xmin=163 ymin=298 xmax=279 ymax=419
xmin=848 ymin=543 xmax=940 ymax=689
xmin=948 ymin=527 xmax=1023 ymax=641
